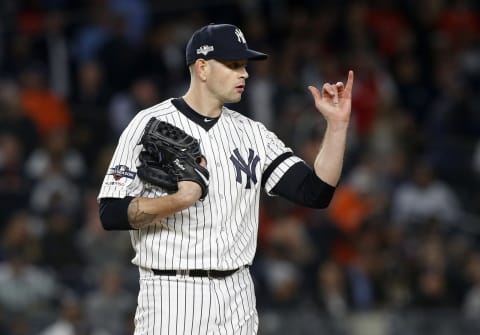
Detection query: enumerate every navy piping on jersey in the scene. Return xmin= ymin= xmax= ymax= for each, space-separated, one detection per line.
xmin=261 ymin=152 xmax=293 ymax=188
xmin=171 ymin=98 xmax=220 ymax=131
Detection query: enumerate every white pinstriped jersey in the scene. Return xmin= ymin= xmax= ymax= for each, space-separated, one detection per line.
xmin=98 ymin=98 xmax=303 ymax=271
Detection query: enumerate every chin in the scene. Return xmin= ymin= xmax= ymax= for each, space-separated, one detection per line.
xmin=227 ymin=95 xmax=242 ymax=103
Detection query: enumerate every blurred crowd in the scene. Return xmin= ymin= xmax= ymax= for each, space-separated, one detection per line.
xmin=0 ymin=0 xmax=479 ymax=334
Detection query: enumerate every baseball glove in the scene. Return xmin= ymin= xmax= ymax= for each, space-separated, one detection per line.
xmin=137 ymin=117 xmax=209 ymax=200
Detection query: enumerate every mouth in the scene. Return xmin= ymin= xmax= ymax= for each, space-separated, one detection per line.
xmin=236 ymin=85 xmax=245 ymax=93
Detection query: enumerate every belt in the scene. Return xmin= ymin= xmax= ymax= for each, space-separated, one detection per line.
xmin=152 ymin=266 xmax=246 ymax=279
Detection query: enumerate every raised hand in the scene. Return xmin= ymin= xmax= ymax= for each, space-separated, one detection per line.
xmin=307 ymin=70 xmax=354 ymax=125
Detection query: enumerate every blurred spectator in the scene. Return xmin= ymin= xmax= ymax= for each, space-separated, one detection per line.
xmin=246 ymin=59 xmax=276 ymax=128
xmin=391 ymin=52 xmax=434 ymax=126
xmin=407 ymin=233 xmax=464 ymax=310
xmin=0 ymin=78 xmax=40 ymax=155
xmin=77 ymin=189 xmax=133 ymax=284
xmin=70 ymin=4 xmax=111 ymax=64
xmin=132 ymin=22 xmax=171 ymax=92
xmin=381 ymin=223 xmax=412 ymax=309
xmin=327 ymin=154 xmax=388 ymax=245
xmin=69 ymin=60 xmax=112 ymax=168
xmin=349 ymin=49 xmax=395 ymax=138
xmin=39 ymin=292 xmax=108 ymax=335
xmin=0 ymin=210 xmax=41 ymax=263
xmin=0 ymin=247 xmax=58 ymax=319
xmin=85 ymin=264 xmax=135 ymax=335
xmin=96 ymin=14 xmax=137 ymax=92
xmin=25 ymin=126 xmax=85 ymax=216
xmin=29 ymin=172 xmax=82 ymax=217
xmin=437 ymin=0 xmax=480 ymax=52
xmin=108 ymin=76 xmax=160 ymax=138
xmin=314 ymin=259 xmax=349 ymax=318
xmin=0 ymin=133 xmax=30 ymax=223
xmin=365 ymin=1 xmax=409 ymax=58
xmin=18 ymin=62 xmax=72 ymax=138
xmin=261 ymin=258 xmax=302 ymax=310
xmin=1 ymin=32 xmax=36 ymax=78
xmin=33 ymin=9 xmax=72 ymax=98
xmin=390 ymin=160 xmax=462 ymax=228
xmin=39 ymin=211 xmax=85 ymax=290
xmin=24 ymin=126 xmax=86 ymax=182
xmin=344 ymin=224 xmax=384 ymax=311
xmin=301 ymin=147 xmax=389 ymax=295
xmin=412 ymin=269 xmax=453 ymax=308
xmin=107 ymin=0 xmax=150 ymax=45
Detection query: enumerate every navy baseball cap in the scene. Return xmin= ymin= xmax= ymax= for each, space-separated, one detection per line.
xmin=185 ymin=23 xmax=268 ymax=65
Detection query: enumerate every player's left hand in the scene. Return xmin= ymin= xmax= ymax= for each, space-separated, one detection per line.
xmin=308 ymin=70 xmax=354 ymax=126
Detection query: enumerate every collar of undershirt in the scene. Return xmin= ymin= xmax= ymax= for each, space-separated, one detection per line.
xmin=171 ymin=97 xmax=220 ymax=131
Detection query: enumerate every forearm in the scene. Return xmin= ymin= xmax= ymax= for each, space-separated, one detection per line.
xmin=100 ymin=183 xmax=200 ymax=231
xmin=127 ymin=193 xmax=193 ymax=229
xmin=314 ymin=122 xmax=349 ymax=186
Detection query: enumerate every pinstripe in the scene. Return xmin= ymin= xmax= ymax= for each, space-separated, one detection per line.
xmin=189 ymin=277 xmax=195 ymax=335
xmin=209 ymin=122 xmax=235 ymax=267
xmin=176 ymin=278 xmax=180 ymax=335
xmin=205 ymin=278 xmax=212 ymax=335
xmin=224 ymin=277 xmax=236 ymax=334
xmin=229 ymin=275 xmax=243 ymax=331
xmin=233 ymin=272 xmax=248 ymax=327
xmin=158 ymin=278 xmax=163 ymax=334
xmin=212 ymin=279 xmax=227 ymax=335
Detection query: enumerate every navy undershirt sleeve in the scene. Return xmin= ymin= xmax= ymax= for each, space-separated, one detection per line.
xmin=99 ymin=197 xmax=134 ymax=230
xmin=270 ymin=162 xmax=336 ymax=208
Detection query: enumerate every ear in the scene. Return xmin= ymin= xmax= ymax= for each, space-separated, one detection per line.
xmin=194 ymin=59 xmax=208 ymax=81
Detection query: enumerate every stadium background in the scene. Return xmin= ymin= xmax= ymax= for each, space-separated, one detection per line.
xmin=0 ymin=0 xmax=479 ymax=334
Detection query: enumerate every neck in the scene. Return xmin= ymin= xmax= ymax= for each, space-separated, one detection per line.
xmin=183 ymin=86 xmax=223 ymax=118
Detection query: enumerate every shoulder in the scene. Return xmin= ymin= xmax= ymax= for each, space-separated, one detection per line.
xmin=222 ymin=106 xmax=268 ymax=132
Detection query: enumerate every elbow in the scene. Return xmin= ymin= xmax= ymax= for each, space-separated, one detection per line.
xmin=316 ymin=199 xmax=332 ymax=209
xmin=303 ymin=182 xmax=335 ymax=209
xmin=308 ymin=194 xmax=333 ymax=209
xmin=99 ymin=209 xmax=117 ymax=231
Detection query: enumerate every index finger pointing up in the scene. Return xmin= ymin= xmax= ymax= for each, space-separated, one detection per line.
xmin=345 ymin=70 xmax=354 ymax=97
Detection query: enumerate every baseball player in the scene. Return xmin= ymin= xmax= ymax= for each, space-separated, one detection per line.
xmin=98 ymin=23 xmax=354 ymax=334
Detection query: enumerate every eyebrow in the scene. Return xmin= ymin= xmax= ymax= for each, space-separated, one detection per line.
xmin=217 ymin=60 xmax=248 ymax=67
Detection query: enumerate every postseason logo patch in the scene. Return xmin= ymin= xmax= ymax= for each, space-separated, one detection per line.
xmin=197 ymin=45 xmax=214 ymax=56
xmin=108 ymin=165 xmax=136 ymax=181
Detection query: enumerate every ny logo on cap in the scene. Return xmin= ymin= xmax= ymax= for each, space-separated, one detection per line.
xmin=234 ymin=28 xmax=246 ymax=44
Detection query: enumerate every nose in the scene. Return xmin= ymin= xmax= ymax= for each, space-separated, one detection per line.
xmin=241 ymin=66 xmax=249 ymax=79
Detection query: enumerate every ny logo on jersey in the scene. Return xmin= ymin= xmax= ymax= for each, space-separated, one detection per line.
xmin=230 ymin=148 xmax=260 ymax=189
xmin=234 ymin=28 xmax=246 ymax=44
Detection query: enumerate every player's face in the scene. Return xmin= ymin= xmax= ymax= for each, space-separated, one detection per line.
xmin=206 ymin=59 xmax=249 ymax=103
